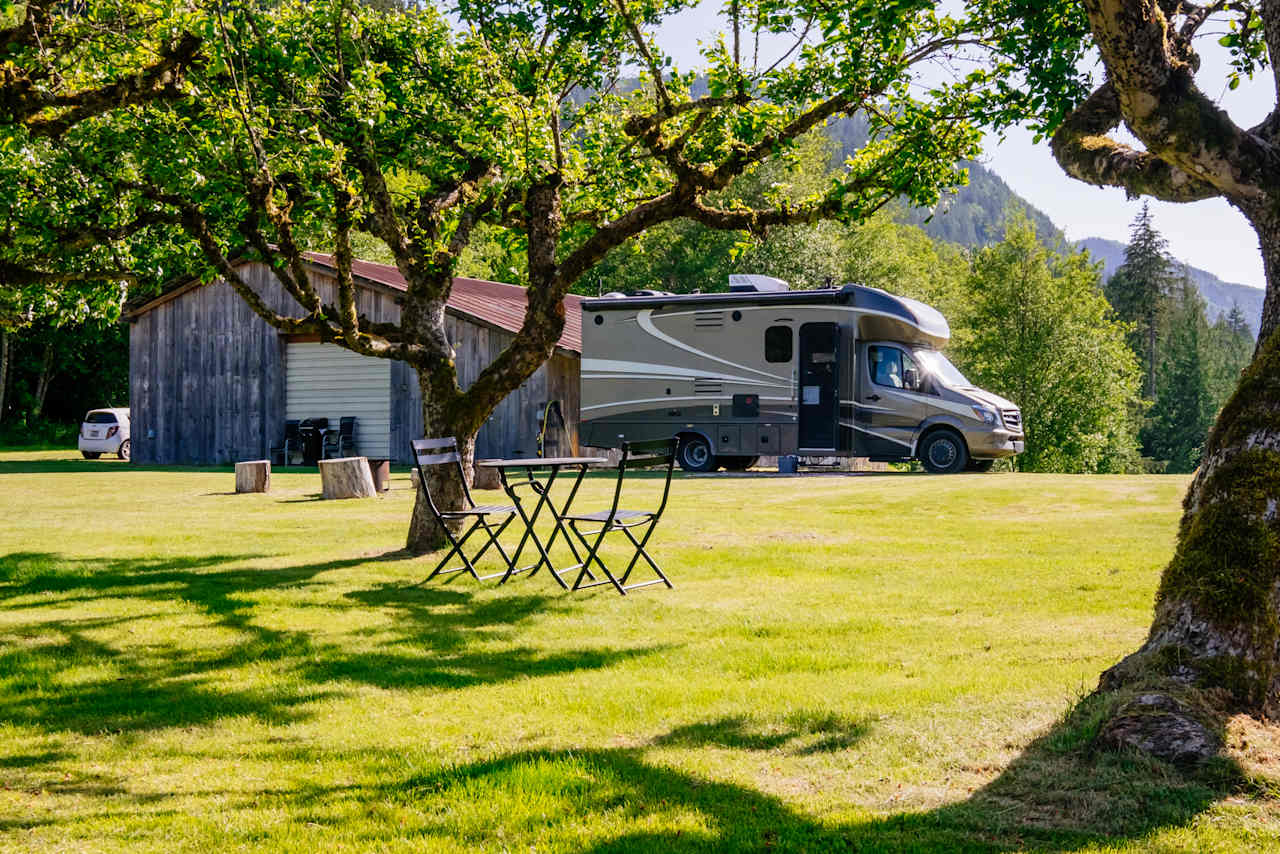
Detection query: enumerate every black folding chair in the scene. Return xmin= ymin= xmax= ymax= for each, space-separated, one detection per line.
xmin=565 ymin=437 xmax=678 ymax=595
xmin=324 ymin=416 xmax=357 ymax=458
xmin=270 ymin=420 xmax=301 ymax=466
xmin=411 ymin=437 xmax=519 ymax=583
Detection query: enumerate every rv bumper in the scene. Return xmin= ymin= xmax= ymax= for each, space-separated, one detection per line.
xmin=970 ymin=430 xmax=1024 ymax=459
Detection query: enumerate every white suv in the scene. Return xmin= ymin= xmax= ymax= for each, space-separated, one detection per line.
xmin=79 ymin=408 xmax=131 ymax=460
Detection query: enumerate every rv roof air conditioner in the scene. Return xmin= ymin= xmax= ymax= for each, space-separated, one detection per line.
xmin=728 ymin=274 xmax=790 ymax=293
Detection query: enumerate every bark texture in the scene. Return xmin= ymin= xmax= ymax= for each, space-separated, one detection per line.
xmin=234 ymin=460 xmax=271 ymax=494
xmin=319 ymin=457 xmax=378 ymax=500
xmin=1050 ymin=0 xmax=1280 ymax=762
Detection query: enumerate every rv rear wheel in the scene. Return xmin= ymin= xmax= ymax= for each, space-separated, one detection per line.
xmin=919 ymin=431 xmax=967 ymax=474
xmin=676 ymin=435 xmax=717 ymax=473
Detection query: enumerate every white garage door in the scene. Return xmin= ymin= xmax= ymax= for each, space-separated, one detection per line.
xmin=286 ymin=342 xmax=391 ymax=459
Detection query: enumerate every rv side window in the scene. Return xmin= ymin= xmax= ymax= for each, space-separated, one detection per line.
xmin=869 ymin=346 xmax=924 ymax=392
xmin=765 ymin=326 xmax=792 ymax=363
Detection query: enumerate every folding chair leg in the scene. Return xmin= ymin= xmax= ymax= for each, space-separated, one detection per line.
xmin=421 ymin=518 xmax=485 ymax=584
xmin=618 ymin=523 xmax=672 ymax=589
xmin=568 ymin=524 xmax=629 ymax=595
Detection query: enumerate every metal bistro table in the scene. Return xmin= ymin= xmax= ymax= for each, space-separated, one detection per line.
xmin=475 ymin=456 xmax=607 ymax=589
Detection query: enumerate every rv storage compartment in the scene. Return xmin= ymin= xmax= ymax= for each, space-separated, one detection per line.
xmin=754 ymin=425 xmax=779 ymax=454
xmin=717 ymin=426 xmax=741 ymax=454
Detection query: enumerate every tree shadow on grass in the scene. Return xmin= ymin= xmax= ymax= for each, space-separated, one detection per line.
xmin=377 ymin=704 xmax=1252 ymax=852
xmin=652 ymin=711 xmax=872 ymax=755
xmin=0 ymin=552 xmax=661 ymax=734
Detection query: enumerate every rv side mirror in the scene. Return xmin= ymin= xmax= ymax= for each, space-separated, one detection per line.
xmin=904 ymin=368 xmax=920 ymax=391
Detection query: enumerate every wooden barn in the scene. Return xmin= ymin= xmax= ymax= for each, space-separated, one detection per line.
xmin=125 ymin=254 xmax=582 ymax=466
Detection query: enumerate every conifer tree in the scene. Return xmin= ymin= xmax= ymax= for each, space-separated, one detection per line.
xmin=1143 ymin=275 xmax=1214 ymax=472
xmin=1105 ymin=203 xmax=1175 ymax=399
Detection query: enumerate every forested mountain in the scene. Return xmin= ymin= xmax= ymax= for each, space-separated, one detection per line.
xmin=826 ymin=116 xmax=1265 ymax=337
xmin=1075 ymin=237 xmax=1264 ymax=335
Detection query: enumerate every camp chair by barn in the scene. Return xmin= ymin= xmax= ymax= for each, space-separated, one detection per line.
xmin=565 ymin=437 xmax=678 ymax=595
xmin=411 ymin=438 xmax=518 ymax=584
xmin=270 ymin=420 xmax=301 ymax=466
xmin=323 ymin=416 xmax=358 ymax=459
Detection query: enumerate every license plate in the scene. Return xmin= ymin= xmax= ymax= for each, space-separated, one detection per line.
xmin=89 ymin=430 xmax=100 ymax=438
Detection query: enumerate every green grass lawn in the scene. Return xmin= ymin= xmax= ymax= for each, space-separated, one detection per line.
xmin=1 ymin=450 xmax=1276 ymax=852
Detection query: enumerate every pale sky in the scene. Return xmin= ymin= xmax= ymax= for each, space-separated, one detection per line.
xmin=652 ymin=4 xmax=1270 ymax=290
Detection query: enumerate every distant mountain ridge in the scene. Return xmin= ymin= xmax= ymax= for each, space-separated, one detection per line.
xmin=1074 ymin=237 xmax=1264 ymax=335
xmin=824 ymin=115 xmax=1264 ymax=335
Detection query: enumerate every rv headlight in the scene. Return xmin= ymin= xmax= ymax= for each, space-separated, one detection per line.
xmin=971 ymin=405 xmax=997 ymax=425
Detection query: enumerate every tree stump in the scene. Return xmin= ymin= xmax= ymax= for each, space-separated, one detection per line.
xmin=366 ymin=458 xmax=390 ymax=492
xmin=235 ymin=460 xmax=271 ymax=494
xmin=473 ymin=464 xmax=501 ymax=490
xmin=319 ymin=456 xmax=377 ymax=500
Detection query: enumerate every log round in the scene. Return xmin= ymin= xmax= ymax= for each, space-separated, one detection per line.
xmin=235 ymin=460 xmax=271 ymax=494
xmin=473 ymin=465 xmax=501 ymax=490
xmin=319 ymin=456 xmax=377 ymax=500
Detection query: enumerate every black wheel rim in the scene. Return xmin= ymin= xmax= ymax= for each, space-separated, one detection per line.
xmin=684 ymin=441 xmax=709 ymax=468
xmin=928 ymin=438 xmax=957 ymax=469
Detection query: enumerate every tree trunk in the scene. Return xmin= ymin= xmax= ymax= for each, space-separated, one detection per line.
xmin=1091 ymin=296 xmax=1280 ymax=762
xmin=406 ymin=366 xmax=475 ymax=554
xmin=1253 ymin=213 xmax=1280 ymax=352
xmin=31 ymin=338 xmax=53 ymax=420
xmin=0 ymin=328 xmax=10 ymax=425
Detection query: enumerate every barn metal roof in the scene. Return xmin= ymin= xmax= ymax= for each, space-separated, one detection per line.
xmin=304 ymin=253 xmax=583 ymax=355
xmin=126 ymin=254 xmax=583 ymax=355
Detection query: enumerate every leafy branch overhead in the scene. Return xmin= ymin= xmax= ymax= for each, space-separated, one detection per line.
xmin=104 ymin=3 xmax=1064 ymax=380
xmin=0 ymin=0 xmax=202 ymax=323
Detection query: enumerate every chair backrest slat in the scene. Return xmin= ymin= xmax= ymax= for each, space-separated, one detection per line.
xmin=413 ymin=437 xmax=457 ymax=451
xmin=410 ymin=437 xmax=475 ymax=518
xmin=624 ymin=438 xmax=677 ymax=456
xmin=623 ymin=454 xmax=670 ymax=469
xmin=416 ymin=450 xmax=460 ymax=466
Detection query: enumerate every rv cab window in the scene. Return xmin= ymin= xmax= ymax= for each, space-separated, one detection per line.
xmin=869 ymin=346 xmax=923 ymax=392
xmin=764 ymin=326 xmax=792 ymax=363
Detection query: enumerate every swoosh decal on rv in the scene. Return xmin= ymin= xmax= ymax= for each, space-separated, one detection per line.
xmin=581 ymin=359 xmax=789 ymax=388
xmin=840 ymin=421 xmax=913 ymax=448
xmin=583 ymin=395 xmax=792 ymax=413
xmin=635 ymin=310 xmax=790 ymax=383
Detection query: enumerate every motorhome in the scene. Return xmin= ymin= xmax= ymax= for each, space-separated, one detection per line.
xmin=579 ymin=276 xmax=1025 ymax=473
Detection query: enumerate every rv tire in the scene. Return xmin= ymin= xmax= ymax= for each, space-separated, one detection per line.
xmin=676 ymin=434 xmax=717 ymax=473
xmin=919 ymin=430 xmax=967 ymax=474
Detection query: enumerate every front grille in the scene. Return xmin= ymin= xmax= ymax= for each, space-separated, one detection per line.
xmin=1002 ymin=409 xmax=1022 ymax=431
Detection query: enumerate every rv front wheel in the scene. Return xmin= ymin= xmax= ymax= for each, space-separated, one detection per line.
xmin=677 ymin=434 xmax=717 ymax=473
xmin=919 ymin=431 xmax=967 ymax=474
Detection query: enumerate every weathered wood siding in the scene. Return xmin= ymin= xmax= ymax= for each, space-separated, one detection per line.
xmin=129 ymin=261 xmax=580 ymax=465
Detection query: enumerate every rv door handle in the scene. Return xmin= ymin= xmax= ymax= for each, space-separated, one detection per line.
xmin=866 ymin=394 xmax=881 ymax=402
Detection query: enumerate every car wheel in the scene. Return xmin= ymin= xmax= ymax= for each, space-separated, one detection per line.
xmin=720 ymin=455 xmax=759 ymax=471
xmin=919 ymin=431 xmax=967 ymax=474
xmin=118 ymin=439 xmax=131 ymax=462
xmin=966 ymin=458 xmax=994 ymax=473
xmin=81 ymin=451 xmax=101 ymax=460
xmin=676 ymin=435 xmax=717 ymax=473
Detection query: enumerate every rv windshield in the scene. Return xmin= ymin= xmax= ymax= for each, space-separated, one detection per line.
xmin=913 ymin=349 xmax=971 ymax=388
